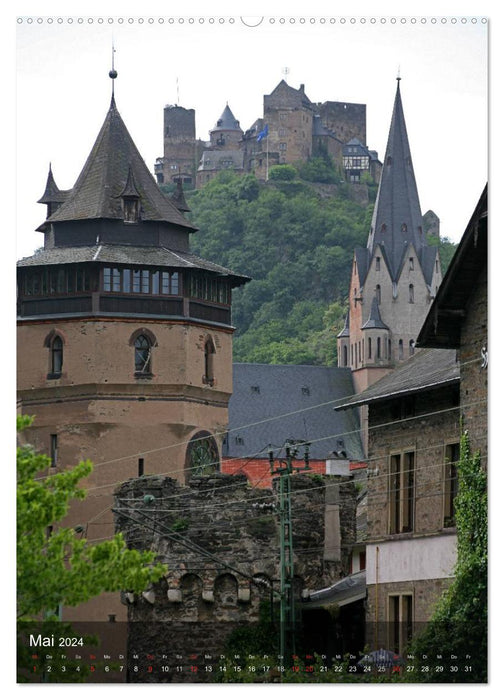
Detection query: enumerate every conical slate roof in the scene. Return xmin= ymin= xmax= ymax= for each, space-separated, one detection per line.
xmin=170 ymin=179 xmax=191 ymax=213
xmin=37 ymin=165 xmax=69 ymax=204
xmin=212 ymin=104 xmax=241 ymax=132
xmin=361 ymin=296 xmax=389 ymax=330
xmin=45 ymin=96 xmax=195 ymax=231
xmin=367 ymin=80 xmax=425 ymax=282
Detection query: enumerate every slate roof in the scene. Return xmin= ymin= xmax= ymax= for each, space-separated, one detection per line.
xmin=43 ymin=96 xmax=195 ymax=231
xmin=16 ymin=244 xmax=250 ymax=285
xmin=337 ymin=311 xmax=350 ymax=338
xmin=198 ymin=150 xmax=244 ymax=171
xmin=367 ymin=80 xmax=427 ymax=283
xmin=301 ymin=570 xmax=366 ymax=608
xmin=343 ymin=138 xmax=371 ymax=156
xmin=224 ymin=364 xmax=365 ymax=461
xmin=212 ymin=104 xmax=242 ymax=132
xmin=361 ymin=296 xmax=389 ymax=330
xmin=170 ymin=179 xmax=191 ymax=213
xmin=334 ymin=347 xmax=459 ymax=410
xmin=37 ymin=166 xmax=70 ymax=204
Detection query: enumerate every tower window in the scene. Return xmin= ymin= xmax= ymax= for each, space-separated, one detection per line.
xmin=343 ymin=345 xmax=348 ymax=367
xmin=377 ymin=337 xmax=381 ymax=359
xmin=376 ymin=257 xmax=381 ymax=271
xmin=376 ymin=284 xmax=381 ymax=304
xmin=368 ymin=337 xmax=372 ymax=360
xmin=409 ymin=257 xmax=414 ymax=271
xmin=50 ymin=336 xmax=63 ymax=377
xmin=203 ymin=337 xmax=216 ymax=385
xmin=409 ymin=339 xmax=415 ymax=356
xmin=409 ymin=284 xmax=414 ymax=303
xmin=134 ymin=335 xmax=153 ymax=376
xmin=401 ymin=223 xmax=408 ymax=233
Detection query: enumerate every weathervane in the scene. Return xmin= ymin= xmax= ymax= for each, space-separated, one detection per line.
xmin=397 ymin=65 xmax=401 ymax=82
xmin=109 ymin=42 xmax=117 ymax=96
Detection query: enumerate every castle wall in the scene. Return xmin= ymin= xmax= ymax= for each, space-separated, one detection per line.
xmin=316 ymin=102 xmax=366 ymax=146
xmin=114 ymin=472 xmax=357 ymax=676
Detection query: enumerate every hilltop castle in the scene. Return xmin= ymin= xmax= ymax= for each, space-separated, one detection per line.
xmin=154 ymin=79 xmax=382 ymax=188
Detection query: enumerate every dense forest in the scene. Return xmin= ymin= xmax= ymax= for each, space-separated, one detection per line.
xmin=165 ymin=161 xmax=456 ymax=366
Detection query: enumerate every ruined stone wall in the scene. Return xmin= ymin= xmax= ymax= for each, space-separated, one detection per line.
xmin=114 ymin=472 xmax=356 ymax=666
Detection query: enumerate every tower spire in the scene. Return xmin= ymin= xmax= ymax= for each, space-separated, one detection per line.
xmin=367 ymin=77 xmax=424 ymax=282
xmin=109 ymin=42 xmax=117 ymax=104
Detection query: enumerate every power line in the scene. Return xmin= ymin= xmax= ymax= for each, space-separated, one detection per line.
xmin=28 ymin=353 xmax=483 ymax=486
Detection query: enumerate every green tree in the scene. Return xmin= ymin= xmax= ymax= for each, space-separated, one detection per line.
xmin=17 ymin=415 xmax=166 ymax=621
xmin=404 ymin=430 xmax=487 ymax=682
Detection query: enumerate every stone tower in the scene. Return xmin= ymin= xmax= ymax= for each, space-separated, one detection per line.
xmin=156 ymin=104 xmax=198 ymax=185
xmin=337 ymin=79 xmax=442 ymax=396
xmin=17 ymin=88 xmax=249 ymax=622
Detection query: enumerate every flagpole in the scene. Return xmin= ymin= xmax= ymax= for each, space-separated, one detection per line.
xmin=266 ymin=133 xmax=269 ymax=181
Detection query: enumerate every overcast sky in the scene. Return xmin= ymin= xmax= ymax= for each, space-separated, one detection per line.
xmin=15 ymin=11 xmax=488 ymax=260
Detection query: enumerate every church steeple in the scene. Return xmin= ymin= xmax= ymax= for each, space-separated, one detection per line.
xmin=367 ymin=79 xmax=425 ymax=282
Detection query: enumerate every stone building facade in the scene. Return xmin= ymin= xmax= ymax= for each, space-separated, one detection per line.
xmin=335 ymin=348 xmax=461 ymax=653
xmin=114 ymin=471 xmax=358 ymax=678
xmin=17 ymin=86 xmax=249 ymax=623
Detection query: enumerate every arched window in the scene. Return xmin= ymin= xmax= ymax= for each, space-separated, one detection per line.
xmin=376 ymin=284 xmax=381 ymax=304
xmin=129 ymin=329 xmax=156 ymax=376
xmin=409 ymin=339 xmax=415 ymax=356
xmin=44 ymin=331 xmax=65 ymax=379
xmin=377 ymin=337 xmax=381 ymax=359
xmin=51 ymin=336 xmax=63 ymax=376
xmin=134 ymin=335 xmax=152 ymax=375
xmin=368 ymin=337 xmax=372 ymax=360
xmin=343 ymin=345 xmax=348 ymax=367
xmin=409 ymin=284 xmax=414 ymax=303
xmin=398 ymin=339 xmax=404 ymax=360
xmin=203 ymin=337 xmax=216 ymax=385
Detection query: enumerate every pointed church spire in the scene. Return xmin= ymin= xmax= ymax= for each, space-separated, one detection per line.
xmin=367 ymin=79 xmax=425 ymax=282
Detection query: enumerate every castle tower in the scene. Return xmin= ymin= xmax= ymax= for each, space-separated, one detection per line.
xmin=337 ymin=79 xmax=442 ymax=395
xmin=17 ymin=86 xmax=249 ymax=622
xmin=209 ymin=104 xmax=243 ymax=149
xmin=156 ymin=104 xmax=198 ymax=185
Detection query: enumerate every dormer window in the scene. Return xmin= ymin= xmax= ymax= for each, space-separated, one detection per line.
xmin=123 ymin=197 xmax=140 ymax=223
xmin=120 ymin=165 xmax=141 ymax=224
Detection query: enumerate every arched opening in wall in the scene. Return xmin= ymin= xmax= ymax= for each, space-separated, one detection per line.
xmin=343 ymin=345 xmax=348 ymax=367
xmin=409 ymin=339 xmax=415 ymax=356
xmin=368 ymin=337 xmax=372 ymax=360
xmin=388 ymin=338 xmax=392 ymax=360
xmin=409 ymin=284 xmax=414 ymax=304
xmin=44 ymin=330 xmax=65 ymax=379
xmin=185 ymin=431 xmax=220 ymax=481
xmin=180 ymin=573 xmax=203 ymax=613
xmin=376 ymin=284 xmax=381 ymax=304
xmin=203 ymin=336 xmax=216 ymax=386
xmin=214 ymin=573 xmax=238 ymax=607
xmin=376 ymin=336 xmax=381 ymax=359
xmin=398 ymin=339 xmax=404 ymax=360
